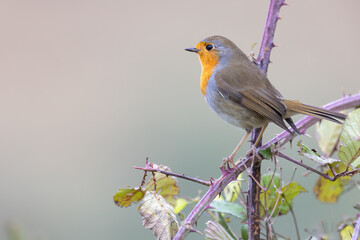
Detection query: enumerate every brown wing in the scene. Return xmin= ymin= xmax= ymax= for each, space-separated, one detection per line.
xmin=215 ymin=62 xmax=291 ymax=132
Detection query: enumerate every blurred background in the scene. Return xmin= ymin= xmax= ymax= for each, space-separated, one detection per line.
xmin=0 ymin=0 xmax=359 ymax=239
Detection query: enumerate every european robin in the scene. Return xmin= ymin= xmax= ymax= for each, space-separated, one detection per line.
xmin=185 ymin=35 xmax=346 ymax=165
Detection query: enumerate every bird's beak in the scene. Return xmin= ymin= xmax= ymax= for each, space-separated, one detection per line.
xmin=185 ymin=47 xmax=200 ymax=53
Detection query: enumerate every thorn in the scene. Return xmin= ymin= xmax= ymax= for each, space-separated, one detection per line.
xmin=277 ymin=16 xmax=282 ymax=21
xmin=282 ymin=2 xmax=289 ymax=7
xmin=204 ymin=203 xmax=213 ymax=211
xmin=210 ymin=177 xmax=215 ymax=185
xmin=271 ymin=42 xmax=279 ymax=48
xmin=189 ymin=226 xmax=202 ymax=234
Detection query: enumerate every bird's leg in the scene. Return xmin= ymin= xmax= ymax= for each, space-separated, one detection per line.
xmin=221 ymin=131 xmax=250 ymax=169
xmin=251 ymin=125 xmax=268 ymax=159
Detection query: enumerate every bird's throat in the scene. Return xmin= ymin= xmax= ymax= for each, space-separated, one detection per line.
xmin=198 ymin=51 xmax=219 ymax=95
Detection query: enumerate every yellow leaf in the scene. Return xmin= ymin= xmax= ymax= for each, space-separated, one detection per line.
xmin=173 ymin=198 xmax=190 ymax=214
xmin=222 ymin=174 xmax=243 ymax=202
xmin=313 ymin=164 xmax=351 ymax=203
xmin=145 ymin=165 xmax=179 ymax=206
xmin=113 ymin=187 xmax=145 ymax=207
xmin=340 ymin=225 xmax=355 ymax=240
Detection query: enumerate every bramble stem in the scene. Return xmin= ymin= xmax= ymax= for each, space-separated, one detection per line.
xmin=250 ymin=0 xmax=285 ymax=238
xmin=173 ymin=93 xmax=360 ymax=239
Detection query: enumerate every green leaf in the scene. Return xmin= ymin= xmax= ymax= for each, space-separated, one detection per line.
xmin=261 ymin=173 xmax=280 ymax=195
xmin=276 ymin=182 xmax=306 ymax=215
xmin=113 ymin=187 xmax=145 ymax=207
xmin=209 ymin=201 xmax=246 ymax=220
xmin=260 ymin=182 xmax=306 ymax=217
xmin=204 ymin=221 xmax=236 ymax=240
xmin=298 ymin=141 xmax=340 ymax=165
xmin=281 ymin=182 xmax=307 ymax=201
xmin=351 ymin=156 xmax=360 ymax=169
xmin=5 ymin=222 xmax=24 ymax=240
xmin=138 ymin=191 xmax=178 ymax=240
xmin=259 ymin=147 xmax=273 ymax=160
xmin=241 ymin=224 xmax=248 ymax=240
xmin=338 ymin=109 xmax=360 ymax=168
xmin=316 ymin=120 xmax=342 ymax=156
xmin=145 ymin=164 xmax=179 ymax=206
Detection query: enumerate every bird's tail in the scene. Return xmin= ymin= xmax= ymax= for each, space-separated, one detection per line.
xmin=284 ymin=99 xmax=346 ymax=124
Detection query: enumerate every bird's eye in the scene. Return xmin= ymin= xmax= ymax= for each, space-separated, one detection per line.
xmin=205 ymin=44 xmax=214 ymax=51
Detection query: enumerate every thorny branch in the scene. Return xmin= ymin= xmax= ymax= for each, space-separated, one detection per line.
xmin=250 ymin=0 xmax=286 ymax=238
xmin=173 ymin=93 xmax=360 ymax=239
xmin=134 ymin=158 xmax=211 ymax=186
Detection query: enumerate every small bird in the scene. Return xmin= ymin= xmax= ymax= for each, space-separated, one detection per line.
xmin=185 ymin=35 xmax=346 ymax=165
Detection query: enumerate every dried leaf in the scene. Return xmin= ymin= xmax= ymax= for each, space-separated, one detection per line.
xmin=313 ymin=163 xmax=351 ymax=203
xmin=113 ymin=187 xmax=145 ymax=207
xmin=338 ymin=109 xmax=360 ymax=169
xmin=209 ymin=201 xmax=246 ymax=220
xmin=316 ymin=120 xmax=342 ymax=156
xmin=298 ymin=141 xmax=340 ymax=165
xmin=204 ymin=221 xmax=235 ymax=240
xmin=145 ymin=165 xmax=179 ymax=206
xmin=138 ymin=191 xmax=178 ymax=240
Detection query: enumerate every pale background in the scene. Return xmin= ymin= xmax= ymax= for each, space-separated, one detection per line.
xmin=0 ymin=0 xmax=359 ymax=239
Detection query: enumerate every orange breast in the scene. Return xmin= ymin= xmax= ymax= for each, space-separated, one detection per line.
xmin=196 ymin=43 xmax=219 ymax=95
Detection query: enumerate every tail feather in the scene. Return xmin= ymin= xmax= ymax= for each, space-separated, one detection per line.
xmin=284 ymin=99 xmax=346 ymax=123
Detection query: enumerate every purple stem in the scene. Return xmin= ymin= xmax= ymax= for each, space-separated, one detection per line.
xmin=173 ymin=93 xmax=360 ymax=239
xmin=249 ymin=0 xmax=285 ymax=237
xmin=256 ymin=0 xmax=285 ymax=73
xmin=352 ymin=214 xmax=360 ymax=240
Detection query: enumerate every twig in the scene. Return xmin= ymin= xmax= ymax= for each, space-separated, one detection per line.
xmin=134 ymin=165 xmax=211 ymax=186
xmin=284 ymin=197 xmax=301 ymax=240
xmin=352 ymin=214 xmax=360 ymax=240
xmin=173 ymin=93 xmax=360 ymax=240
xmin=278 ymin=152 xmax=360 ymax=181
